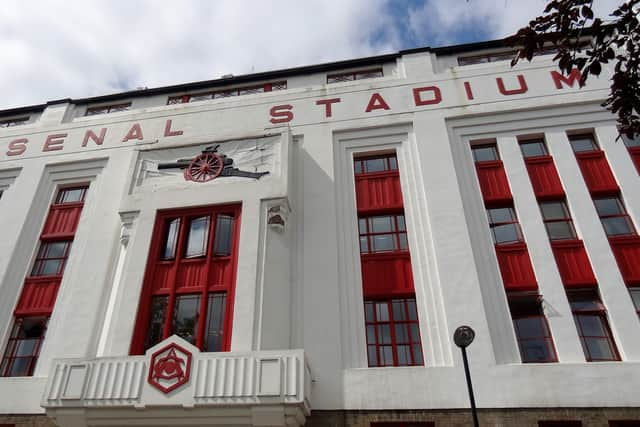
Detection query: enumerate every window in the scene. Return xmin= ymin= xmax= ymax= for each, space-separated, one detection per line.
xmin=568 ymin=291 xmax=620 ymax=361
xmin=508 ymin=295 xmax=557 ymax=363
xmin=135 ymin=205 xmax=240 ymax=353
xmin=622 ymin=134 xmax=640 ymax=148
xmin=629 ymin=288 xmax=640 ymax=318
xmin=365 ymin=298 xmax=423 ymax=367
xmin=457 ymin=46 xmax=559 ymax=66
xmin=55 ymin=186 xmax=87 ymax=204
xmin=593 ymin=196 xmax=636 ymax=236
xmin=540 ymin=201 xmax=577 ymax=240
xmin=167 ymin=82 xmax=286 ymax=104
xmin=354 ymin=154 xmax=398 ymax=174
xmin=0 ymin=116 xmax=29 ymax=127
xmin=327 ymin=68 xmax=383 ymax=83
xmin=358 ymin=214 xmax=408 ymax=254
xmin=85 ymin=102 xmax=131 ymax=116
xmin=487 ymin=206 xmax=523 ymax=244
xmin=471 ymin=144 xmax=499 ymax=162
xmin=30 ymin=241 xmax=71 ymax=276
xmin=568 ymin=134 xmax=599 ymax=153
xmin=0 ymin=317 xmax=48 ymax=377
xmin=520 ymin=139 xmax=549 ymax=158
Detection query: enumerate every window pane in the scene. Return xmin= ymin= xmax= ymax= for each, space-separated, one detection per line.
xmin=364 ymin=158 xmax=386 ymax=173
xmin=161 ymin=218 xmax=180 ymax=260
xmin=520 ymin=141 xmax=547 ymax=158
xmin=399 ymin=233 xmax=408 ymax=250
xmin=358 ymin=218 xmax=367 ymax=233
xmin=540 ymin=202 xmax=567 ymax=220
xmin=602 ymin=217 xmax=634 ymax=236
xmin=412 ymin=344 xmax=423 ymax=365
xmin=578 ymin=315 xmax=606 ymax=337
xmin=145 ymin=296 xmax=168 ymax=350
xmin=15 ymin=340 xmax=37 ymax=357
xmin=8 ymin=358 xmax=31 ymax=376
xmin=585 ymin=337 xmax=615 ymax=360
xmin=365 ymin=302 xmax=375 ymax=321
xmin=370 ymin=216 xmax=394 ymax=233
xmin=366 ymin=325 xmax=376 ymax=343
xmin=569 ymin=136 xmax=598 ymax=152
xmin=367 ymin=346 xmax=378 ymax=366
xmin=382 ymin=347 xmax=393 ymax=365
xmin=630 ymin=288 xmax=640 ymax=311
xmin=46 ymin=242 xmax=69 ymax=258
xmin=205 ymin=293 xmax=227 ymax=352
xmin=622 ymin=134 xmax=640 ymax=147
xmin=172 ymin=295 xmax=201 ymax=344
xmin=407 ymin=301 xmax=418 ymax=321
xmin=594 ymin=198 xmax=623 ymax=216
xmin=396 ymin=215 xmax=406 ymax=231
xmin=372 ymin=234 xmax=396 ymax=252
xmin=392 ymin=300 xmax=406 ymax=321
xmin=185 ymin=216 xmax=210 ymax=258
xmin=57 ymin=188 xmax=85 ymax=204
xmin=213 ymin=215 xmax=234 ymax=256
xmin=492 ymin=223 xmax=521 ymax=244
xmin=378 ymin=325 xmax=391 ymax=344
xmin=396 ymin=345 xmax=409 ymax=365
xmin=472 ymin=146 xmax=498 ymax=162
xmin=38 ymin=260 xmax=63 ymax=276
xmin=546 ymin=221 xmax=576 ymax=240
xmin=388 ymin=156 xmax=398 ymax=170
xmin=395 ymin=324 xmax=408 ymax=343
xmin=376 ymin=302 xmax=389 ymax=322
xmin=521 ymin=339 xmax=553 ymax=362
xmin=514 ymin=317 xmax=547 ymax=339
xmin=487 ymin=207 xmax=515 ymax=224
xmin=359 ymin=236 xmax=369 ymax=253
xmin=354 ymin=161 xmax=362 ymax=174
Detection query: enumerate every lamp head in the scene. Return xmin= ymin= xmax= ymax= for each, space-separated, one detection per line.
xmin=453 ymin=325 xmax=475 ymax=348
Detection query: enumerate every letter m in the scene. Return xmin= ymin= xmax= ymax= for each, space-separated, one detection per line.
xmin=551 ymin=69 xmax=582 ymax=89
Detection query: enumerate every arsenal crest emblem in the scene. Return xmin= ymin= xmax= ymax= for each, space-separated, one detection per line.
xmin=148 ymin=342 xmax=192 ymax=393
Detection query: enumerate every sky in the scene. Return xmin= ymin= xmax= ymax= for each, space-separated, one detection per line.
xmin=0 ymin=0 xmax=623 ymax=110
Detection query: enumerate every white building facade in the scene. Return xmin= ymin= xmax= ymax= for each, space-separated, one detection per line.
xmin=0 ymin=39 xmax=639 ymax=427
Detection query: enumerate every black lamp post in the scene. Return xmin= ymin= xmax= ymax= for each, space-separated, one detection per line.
xmin=454 ymin=325 xmax=479 ymax=427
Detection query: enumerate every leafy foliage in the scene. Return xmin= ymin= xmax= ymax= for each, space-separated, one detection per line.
xmin=509 ymin=0 xmax=640 ymax=139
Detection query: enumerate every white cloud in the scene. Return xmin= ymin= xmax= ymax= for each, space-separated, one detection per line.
xmin=0 ymin=0 xmax=627 ymax=110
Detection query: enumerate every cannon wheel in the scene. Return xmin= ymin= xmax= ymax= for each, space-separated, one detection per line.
xmin=184 ymin=153 xmax=224 ymax=182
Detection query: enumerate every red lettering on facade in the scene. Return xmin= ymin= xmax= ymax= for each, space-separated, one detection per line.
xmin=269 ymin=105 xmax=294 ymax=124
xmin=316 ymin=98 xmax=341 ymax=118
xmin=496 ymin=75 xmax=528 ymax=95
xmin=81 ymin=128 xmax=107 ymax=147
xmin=122 ymin=124 xmax=144 ymax=142
xmin=551 ymin=69 xmax=583 ymax=89
xmin=164 ymin=119 xmax=184 ymax=137
xmin=365 ymin=93 xmax=390 ymax=112
xmin=464 ymin=81 xmax=474 ymax=100
xmin=6 ymin=138 xmax=28 ymax=156
xmin=413 ymin=86 xmax=442 ymax=106
xmin=43 ymin=134 xmax=67 ymax=152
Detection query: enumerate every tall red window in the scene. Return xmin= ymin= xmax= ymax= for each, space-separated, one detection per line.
xmin=131 ymin=204 xmax=240 ymax=354
xmin=567 ymin=290 xmax=620 ymax=362
xmin=508 ymin=295 xmax=557 ymax=363
xmin=1 ymin=186 xmax=88 ymax=377
xmin=354 ymin=152 xmax=423 ymax=367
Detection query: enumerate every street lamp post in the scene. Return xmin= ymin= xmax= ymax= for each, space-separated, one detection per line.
xmin=454 ymin=325 xmax=479 ymax=427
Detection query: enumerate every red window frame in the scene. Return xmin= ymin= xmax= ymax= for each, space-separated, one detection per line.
xmin=593 ymin=196 xmax=637 ymax=237
xmin=0 ymin=316 xmax=48 ymax=377
xmin=540 ymin=200 xmax=578 ymax=241
xmin=364 ymin=298 xmax=423 ymax=367
xmin=167 ymin=82 xmax=287 ymax=104
xmin=354 ymin=154 xmax=398 ymax=174
xmin=131 ymin=204 xmax=241 ymax=354
xmin=508 ymin=294 xmax=558 ymax=363
xmin=85 ymin=102 xmax=131 ymax=116
xmin=327 ymin=68 xmax=383 ymax=83
xmin=568 ymin=290 xmax=620 ymax=362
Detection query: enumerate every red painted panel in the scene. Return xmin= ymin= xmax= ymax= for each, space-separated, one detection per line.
xmin=551 ymin=240 xmax=597 ymax=288
xmin=361 ymin=252 xmax=414 ymax=297
xmin=475 ymin=161 xmax=513 ymax=204
xmin=629 ymin=147 xmax=640 ymax=174
xmin=575 ymin=151 xmax=619 ymax=195
xmin=176 ymin=260 xmax=208 ymax=290
xmin=495 ymin=243 xmax=538 ymax=291
xmin=610 ymin=235 xmax=640 ymax=285
xmin=525 ymin=156 xmax=565 ymax=199
xmin=355 ymin=173 xmax=403 ymax=212
xmin=41 ymin=204 xmax=83 ymax=238
xmin=151 ymin=264 xmax=173 ymax=293
xmin=15 ymin=277 xmax=60 ymax=316
xmin=208 ymin=258 xmax=233 ymax=289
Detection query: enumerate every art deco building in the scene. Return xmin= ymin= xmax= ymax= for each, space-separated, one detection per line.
xmin=0 ymin=37 xmax=639 ymax=427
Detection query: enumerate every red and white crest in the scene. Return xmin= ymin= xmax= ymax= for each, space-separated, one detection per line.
xmin=148 ymin=343 xmax=192 ymax=394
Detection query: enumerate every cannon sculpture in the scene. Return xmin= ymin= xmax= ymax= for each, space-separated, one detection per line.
xmin=157 ymin=145 xmax=269 ymax=183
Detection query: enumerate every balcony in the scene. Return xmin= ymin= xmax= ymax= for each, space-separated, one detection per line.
xmin=42 ymin=336 xmax=311 ymax=427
